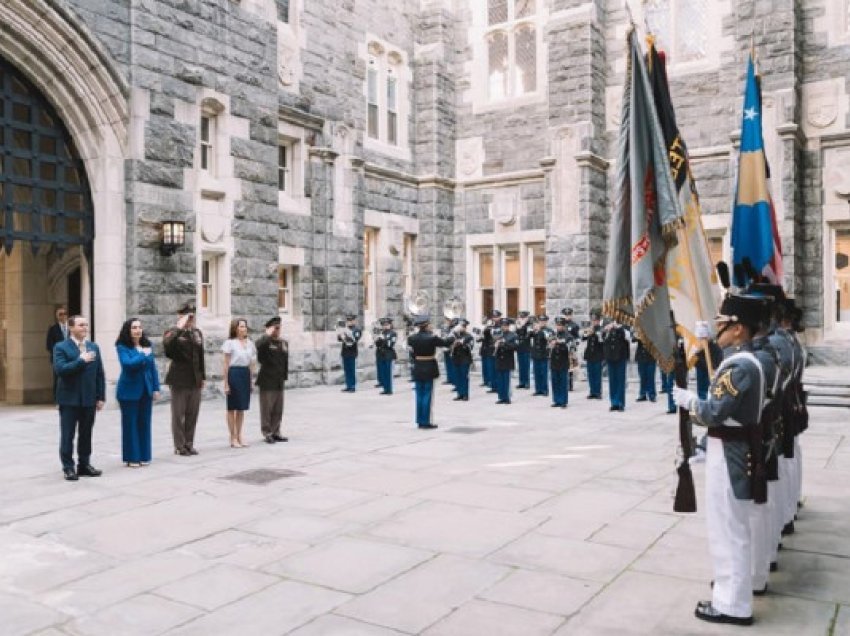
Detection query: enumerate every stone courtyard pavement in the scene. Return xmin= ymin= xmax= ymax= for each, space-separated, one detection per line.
xmin=2 ymin=376 xmax=849 ymax=636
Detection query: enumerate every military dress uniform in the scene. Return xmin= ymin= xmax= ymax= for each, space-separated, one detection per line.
xmin=407 ymin=319 xmax=449 ymax=428
xmin=603 ymin=323 xmax=629 ymax=411
xmin=549 ymin=319 xmax=571 ymax=408
xmin=633 ymin=338 xmax=657 ymax=402
xmin=493 ymin=319 xmax=518 ymax=404
xmin=531 ymin=315 xmax=551 ymax=396
xmin=375 ymin=320 xmax=398 ymax=395
xmin=515 ymin=312 xmax=532 ymax=389
xmin=673 ymin=294 xmax=769 ymax=626
xmin=582 ymin=314 xmax=604 ymax=399
xmin=448 ymin=321 xmax=474 ymax=401
xmin=338 ymin=317 xmax=362 ymax=392
xmin=441 ymin=319 xmax=457 ymax=386
xmin=562 ymin=309 xmax=581 ymax=391
xmin=479 ymin=309 xmax=501 ymax=389
xmin=255 ymin=317 xmax=289 ymax=443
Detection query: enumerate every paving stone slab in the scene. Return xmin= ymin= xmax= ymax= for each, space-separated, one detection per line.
xmin=336 ymin=555 xmax=508 ymax=634
xmin=65 ymin=593 xmax=201 ymax=636
xmin=265 ymin=536 xmax=432 ymax=593
xmin=367 ymin=501 xmax=545 ymax=558
xmin=413 ymin=481 xmax=553 ymax=513
xmin=154 ymin=563 xmax=279 ymax=610
xmin=175 ymin=529 xmax=309 ymax=569
xmin=288 ymin=614 xmax=408 ymax=635
xmin=477 ymin=569 xmax=603 ymax=617
xmin=0 ymin=593 xmax=69 ymax=636
xmin=422 ymin=599 xmax=565 ymax=635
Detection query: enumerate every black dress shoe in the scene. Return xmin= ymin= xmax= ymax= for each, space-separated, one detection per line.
xmin=486 ymin=389 xmax=497 ymax=394
xmin=63 ymin=468 xmax=79 ymax=481
xmin=770 ymin=561 xmax=778 ymax=572
xmin=418 ymin=424 xmax=438 ymax=429
xmin=453 ymin=396 xmax=464 ymax=401
xmin=667 ymin=408 xmax=677 ymax=414
xmin=753 ymin=585 xmax=768 ymax=596
xmin=781 ymin=521 xmax=795 ymax=536
xmin=77 ymin=464 xmax=102 ymax=477
xmin=272 ymin=434 xmax=288 ymax=442
xmin=609 ymin=406 xmax=617 ymax=411
xmin=649 ymin=396 xmax=657 ymax=402
xmin=374 ymin=384 xmax=383 ymax=388
xmin=265 ymin=435 xmax=276 ymax=444
xmin=694 ymin=601 xmax=753 ymax=626
xmin=636 ymin=396 xmax=647 ymax=402
xmin=496 ymin=399 xmax=507 ymax=404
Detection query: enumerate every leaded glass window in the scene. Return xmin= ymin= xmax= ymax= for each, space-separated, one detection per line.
xmin=485 ymin=0 xmax=538 ymax=101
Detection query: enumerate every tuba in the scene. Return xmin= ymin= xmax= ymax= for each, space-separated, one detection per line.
xmin=403 ymin=290 xmax=431 ymax=325
xmin=336 ymin=319 xmax=355 ymax=346
xmin=443 ymin=296 xmax=464 ymax=321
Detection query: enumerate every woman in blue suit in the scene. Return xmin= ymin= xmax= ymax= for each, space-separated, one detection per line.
xmin=116 ymin=318 xmax=161 ymax=467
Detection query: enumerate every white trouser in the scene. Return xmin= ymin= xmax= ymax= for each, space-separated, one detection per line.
xmin=778 ymin=456 xmax=795 ymax=526
xmin=706 ymin=437 xmax=753 ymax=618
xmin=790 ymin=438 xmax=803 ymax=515
xmin=767 ymin=478 xmax=782 ymax=565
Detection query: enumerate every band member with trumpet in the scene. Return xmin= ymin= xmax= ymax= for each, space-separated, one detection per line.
xmin=561 ymin=308 xmax=581 ymax=391
xmin=447 ymin=319 xmax=474 ymax=401
xmin=479 ymin=309 xmax=501 ymax=390
xmin=602 ymin=319 xmax=630 ymax=411
xmin=337 ymin=313 xmax=362 ymax=392
xmin=375 ymin=317 xmax=397 ymax=395
xmin=515 ymin=310 xmax=532 ymax=389
xmin=582 ymin=308 xmax=604 ymax=399
xmin=530 ymin=314 xmax=551 ymax=396
xmin=549 ymin=316 xmax=573 ymax=408
xmin=493 ymin=317 xmax=518 ymax=404
xmin=407 ymin=313 xmax=450 ymax=428
xmin=440 ymin=316 xmax=457 ymax=387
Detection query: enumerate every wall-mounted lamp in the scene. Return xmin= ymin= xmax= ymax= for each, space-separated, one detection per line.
xmin=160 ymin=220 xmax=185 ymax=256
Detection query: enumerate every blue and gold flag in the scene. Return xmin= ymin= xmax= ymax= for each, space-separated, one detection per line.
xmin=731 ymin=55 xmax=783 ymax=286
xmin=603 ymin=29 xmax=683 ymax=373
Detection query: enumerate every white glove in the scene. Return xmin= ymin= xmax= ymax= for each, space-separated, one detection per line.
xmin=694 ymin=321 xmax=711 ymax=339
xmin=672 ymin=387 xmax=698 ymax=410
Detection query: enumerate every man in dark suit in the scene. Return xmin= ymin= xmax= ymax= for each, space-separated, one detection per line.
xmin=46 ymin=305 xmax=69 ymax=400
xmin=407 ymin=314 xmax=449 ymax=429
xmin=53 ymin=315 xmax=105 ymax=481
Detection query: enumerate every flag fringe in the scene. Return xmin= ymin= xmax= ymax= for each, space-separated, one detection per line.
xmin=602 ymin=295 xmax=676 ymax=373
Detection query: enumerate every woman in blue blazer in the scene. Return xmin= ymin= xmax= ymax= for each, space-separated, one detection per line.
xmin=116 ymin=318 xmax=161 ymax=467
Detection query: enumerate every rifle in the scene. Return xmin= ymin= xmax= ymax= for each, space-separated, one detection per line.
xmin=673 ymin=334 xmax=697 ymax=513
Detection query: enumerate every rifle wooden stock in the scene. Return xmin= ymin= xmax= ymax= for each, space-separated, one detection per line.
xmin=673 ymin=340 xmax=697 ymax=513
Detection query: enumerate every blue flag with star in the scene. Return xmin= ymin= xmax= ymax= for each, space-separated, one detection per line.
xmin=730 ymin=55 xmax=783 ymax=286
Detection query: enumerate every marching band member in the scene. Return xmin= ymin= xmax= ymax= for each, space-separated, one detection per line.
xmin=448 ymin=319 xmax=474 ymax=401
xmin=633 ymin=336 xmax=658 ymax=403
xmin=441 ymin=316 xmax=457 ymax=387
xmin=531 ymin=314 xmax=551 ymax=397
xmin=338 ymin=314 xmax=362 ymax=392
xmin=549 ymin=317 xmax=572 ymax=408
xmin=479 ymin=309 xmax=501 ymax=390
xmin=515 ymin=311 xmax=532 ymax=389
xmin=561 ymin=308 xmax=580 ymax=391
xmin=582 ymin=309 xmax=604 ymax=400
xmin=672 ymin=294 xmax=767 ymax=626
xmin=603 ymin=320 xmax=629 ymax=411
xmin=375 ymin=317 xmax=397 ymax=395
xmin=407 ymin=314 xmax=449 ymax=428
xmin=493 ymin=317 xmax=518 ymax=404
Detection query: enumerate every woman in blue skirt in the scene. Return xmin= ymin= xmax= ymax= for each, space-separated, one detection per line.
xmin=222 ymin=318 xmax=257 ymax=448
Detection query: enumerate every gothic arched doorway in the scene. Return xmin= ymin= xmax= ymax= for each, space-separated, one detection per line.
xmin=0 ymin=54 xmax=94 ymax=403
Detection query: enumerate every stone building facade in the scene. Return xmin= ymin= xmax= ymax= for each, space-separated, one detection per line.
xmin=0 ymin=0 xmax=848 ymax=402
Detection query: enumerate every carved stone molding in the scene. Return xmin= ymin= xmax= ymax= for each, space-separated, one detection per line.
xmin=802 ymin=78 xmax=848 ymax=139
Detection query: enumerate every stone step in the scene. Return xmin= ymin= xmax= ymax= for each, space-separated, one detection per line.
xmin=806 ymin=344 xmax=850 ymax=366
xmin=805 ymin=385 xmax=850 ymax=397
xmin=806 ymin=395 xmax=850 ymax=408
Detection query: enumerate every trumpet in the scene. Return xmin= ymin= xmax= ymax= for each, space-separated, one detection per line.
xmin=336 ymin=320 xmax=355 ymax=346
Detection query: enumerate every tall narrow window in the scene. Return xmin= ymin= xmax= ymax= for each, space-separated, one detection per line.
xmin=486 ymin=0 xmax=537 ymax=101
xmin=200 ymin=115 xmax=213 ymax=172
xmin=278 ymin=266 xmax=290 ymax=313
xmin=367 ymin=59 xmax=379 ymax=140
xmin=278 ymin=143 xmax=290 ymax=192
xmin=200 ymin=257 xmax=214 ymax=312
xmin=707 ymin=235 xmax=724 ymax=269
xmin=835 ymin=228 xmax=850 ymax=324
xmin=478 ymin=250 xmax=495 ymax=320
xmin=644 ymin=0 xmax=710 ymax=64
xmin=530 ymin=244 xmax=546 ymax=315
xmin=402 ymin=233 xmax=416 ymax=296
xmin=503 ymin=248 xmax=520 ymax=317
xmin=387 ymin=69 xmax=398 ymax=146
xmin=363 ymin=228 xmax=377 ymax=313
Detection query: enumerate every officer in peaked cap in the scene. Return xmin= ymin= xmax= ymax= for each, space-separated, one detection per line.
xmin=407 ymin=314 xmax=450 ymax=428
xmin=479 ymin=310 xmax=501 ymax=391
xmin=561 ymin=308 xmax=580 ymax=389
xmin=492 ymin=317 xmax=518 ymax=404
xmin=672 ymin=294 xmax=769 ymax=626
xmin=583 ymin=308 xmax=605 ymax=400
xmin=375 ymin=316 xmax=398 ymax=396
xmin=530 ymin=313 xmax=551 ymax=396
xmin=256 ymin=316 xmax=289 ymax=444
xmin=447 ymin=318 xmax=475 ymax=401
xmin=338 ymin=313 xmax=362 ymax=392
xmin=515 ymin=310 xmax=533 ymax=390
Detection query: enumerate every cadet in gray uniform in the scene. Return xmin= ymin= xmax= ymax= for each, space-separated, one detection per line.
xmin=673 ymin=294 xmax=767 ymax=626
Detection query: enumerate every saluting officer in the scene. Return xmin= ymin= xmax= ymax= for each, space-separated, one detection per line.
xmin=255 ymin=316 xmax=289 ymax=444
xmin=602 ymin=320 xmax=629 ymax=411
xmin=338 ymin=314 xmax=362 ymax=392
xmin=407 ymin=314 xmax=449 ymax=429
xmin=448 ymin=319 xmax=474 ymax=401
xmin=375 ymin=317 xmax=398 ymax=395
xmin=549 ymin=317 xmax=571 ymax=408
xmin=582 ymin=309 xmax=604 ymax=400
xmin=530 ymin=314 xmax=551 ymax=397
xmin=515 ymin=311 xmax=532 ymax=389
xmin=672 ymin=294 xmax=768 ymax=627
xmin=493 ymin=317 xmax=518 ymax=404
xmin=561 ymin=308 xmax=581 ymax=391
